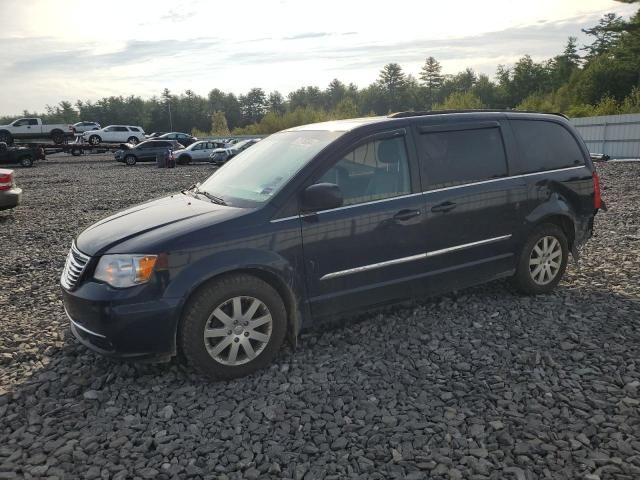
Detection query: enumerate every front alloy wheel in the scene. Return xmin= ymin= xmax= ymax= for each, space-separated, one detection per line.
xmin=204 ymin=296 xmax=272 ymax=366
xmin=179 ymin=274 xmax=287 ymax=380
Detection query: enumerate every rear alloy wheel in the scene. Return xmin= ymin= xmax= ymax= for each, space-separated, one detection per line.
xmin=127 ymin=136 xmax=139 ymax=145
xmin=124 ymin=155 xmax=137 ymax=166
xmin=179 ymin=274 xmax=287 ymax=380
xmin=529 ymin=236 xmax=563 ymax=286
xmin=512 ymin=223 xmax=568 ymax=295
xmin=88 ymin=135 xmax=101 ymax=145
xmin=19 ymin=156 xmax=33 ymax=168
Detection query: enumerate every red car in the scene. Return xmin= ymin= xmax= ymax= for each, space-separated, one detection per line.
xmin=0 ymin=169 xmax=22 ymax=211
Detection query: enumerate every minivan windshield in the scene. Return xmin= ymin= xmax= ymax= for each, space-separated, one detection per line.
xmin=198 ymin=130 xmax=343 ymax=207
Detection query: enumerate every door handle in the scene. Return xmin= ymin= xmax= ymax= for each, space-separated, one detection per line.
xmin=431 ymin=201 xmax=457 ymax=213
xmin=393 ymin=209 xmax=421 ymax=221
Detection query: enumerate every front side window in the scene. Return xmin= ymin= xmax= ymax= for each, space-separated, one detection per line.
xmin=198 ymin=130 xmax=343 ymax=207
xmin=318 ymin=135 xmax=411 ymax=206
xmin=511 ymin=120 xmax=585 ymax=174
xmin=103 ymin=127 xmax=114 ymax=132
xmin=418 ymin=127 xmax=507 ymax=189
xmin=14 ymin=119 xmax=28 ymax=126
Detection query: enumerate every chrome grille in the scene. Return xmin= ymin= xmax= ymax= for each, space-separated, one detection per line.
xmin=61 ymin=242 xmax=91 ymax=290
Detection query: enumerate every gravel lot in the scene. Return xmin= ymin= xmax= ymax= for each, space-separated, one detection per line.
xmin=1 ymin=154 xmax=639 ymax=480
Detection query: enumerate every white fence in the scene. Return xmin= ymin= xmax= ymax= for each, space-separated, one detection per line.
xmin=571 ymin=113 xmax=640 ymax=159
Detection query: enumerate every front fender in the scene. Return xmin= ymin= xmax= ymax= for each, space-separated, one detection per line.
xmin=164 ymin=247 xmax=301 ymax=300
xmin=164 ymin=247 xmax=306 ymax=349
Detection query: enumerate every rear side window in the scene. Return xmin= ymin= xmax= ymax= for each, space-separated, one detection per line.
xmin=418 ymin=127 xmax=507 ymax=190
xmin=511 ymin=120 xmax=585 ymax=174
xmin=129 ymin=127 xmax=141 ymax=132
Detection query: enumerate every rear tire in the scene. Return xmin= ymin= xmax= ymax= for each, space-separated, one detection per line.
xmin=511 ymin=223 xmax=568 ymax=295
xmin=124 ymin=155 xmax=137 ymax=166
xmin=51 ymin=130 xmax=65 ymax=144
xmin=19 ymin=156 xmax=33 ymax=168
xmin=127 ymin=136 xmax=139 ymax=145
xmin=179 ymin=274 xmax=287 ymax=380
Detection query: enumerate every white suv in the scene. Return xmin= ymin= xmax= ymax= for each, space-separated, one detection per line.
xmin=82 ymin=125 xmax=145 ymax=145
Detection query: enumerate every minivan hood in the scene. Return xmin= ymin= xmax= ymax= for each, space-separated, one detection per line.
xmin=76 ymin=193 xmax=243 ymax=256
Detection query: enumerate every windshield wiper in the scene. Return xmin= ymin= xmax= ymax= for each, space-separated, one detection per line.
xmin=194 ymin=188 xmax=227 ymax=206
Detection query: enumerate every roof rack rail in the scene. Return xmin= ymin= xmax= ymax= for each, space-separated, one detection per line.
xmin=388 ymin=109 xmax=569 ymax=120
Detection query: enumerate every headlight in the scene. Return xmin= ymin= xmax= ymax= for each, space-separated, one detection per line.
xmin=94 ymin=254 xmax=157 ymax=288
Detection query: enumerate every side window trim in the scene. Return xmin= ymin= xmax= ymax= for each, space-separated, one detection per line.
xmin=417 ymin=120 xmax=500 ymax=134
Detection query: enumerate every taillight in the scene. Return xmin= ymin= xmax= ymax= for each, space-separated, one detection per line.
xmin=0 ymin=172 xmax=12 ymax=191
xmin=592 ymin=171 xmax=602 ymax=210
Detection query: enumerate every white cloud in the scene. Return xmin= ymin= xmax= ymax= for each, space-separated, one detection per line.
xmin=0 ymin=0 xmax=637 ymax=114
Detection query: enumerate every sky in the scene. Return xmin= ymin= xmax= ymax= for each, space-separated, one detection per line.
xmin=0 ymin=0 xmax=637 ymax=115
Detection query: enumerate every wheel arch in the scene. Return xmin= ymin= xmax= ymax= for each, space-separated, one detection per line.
xmin=525 ymin=198 xmax=577 ymax=251
xmin=171 ymin=260 xmax=303 ymax=355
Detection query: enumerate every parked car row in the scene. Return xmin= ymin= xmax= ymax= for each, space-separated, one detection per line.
xmin=113 ymin=137 xmax=261 ymax=166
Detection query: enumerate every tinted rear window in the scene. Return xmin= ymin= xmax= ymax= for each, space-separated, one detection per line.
xmin=511 ymin=120 xmax=585 ymax=174
xmin=418 ymin=127 xmax=508 ymax=189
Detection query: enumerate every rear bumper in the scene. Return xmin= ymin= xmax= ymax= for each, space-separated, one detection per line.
xmin=62 ymin=285 xmax=181 ymax=359
xmin=0 ymin=187 xmax=21 ymax=210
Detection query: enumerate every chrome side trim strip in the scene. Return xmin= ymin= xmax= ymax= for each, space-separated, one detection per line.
xmin=271 ymin=215 xmax=300 ymax=223
xmin=425 ymin=234 xmax=512 ymax=258
xmin=320 ymin=234 xmax=512 ymax=280
xmin=65 ymin=307 xmax=107 ymax=339
xmin=320 ymin=253 xmax=428 ymax=281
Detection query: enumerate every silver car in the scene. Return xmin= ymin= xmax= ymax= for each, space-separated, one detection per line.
xmin=173 ymin=140 xmax=226 ymax=165
xmin=72 ymin=121 xmax=101 ymax=134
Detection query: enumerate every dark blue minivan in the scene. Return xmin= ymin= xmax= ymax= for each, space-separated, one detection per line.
xmin=61 ymin=111 xmax=602 ymax=379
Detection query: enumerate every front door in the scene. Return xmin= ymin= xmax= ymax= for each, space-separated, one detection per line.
xmin=11 ymin=119 xmax=34 ymax=139
xmin=415 ymin=121 xmax=524 ymax=293
xmin=300 ymin=129 xmax=427 ymax=319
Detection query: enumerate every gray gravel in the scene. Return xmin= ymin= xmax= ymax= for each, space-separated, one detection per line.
xmin=1 ymin=154 xmax=639 ymax=480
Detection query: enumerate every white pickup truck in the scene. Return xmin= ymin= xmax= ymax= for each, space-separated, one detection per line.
xmin=0 ymin=118 xmax=73 ymax=145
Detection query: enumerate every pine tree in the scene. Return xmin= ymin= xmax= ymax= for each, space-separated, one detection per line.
xmin=419 ymin=56 xmax=444 ymax=90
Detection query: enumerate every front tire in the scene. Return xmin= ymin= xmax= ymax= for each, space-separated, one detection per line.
xmin=19 ymin=156 xmax=33 ymax=168
xmin=124 ymin=155 xmax=137 ymax=166
xmin=88 ymin=135 xmax=101 ymax=145
xmin=179 ymin=274 xmax=287 ymax=380
xmin=178 ymin=155 xmax=191 ymax=165
xmin=0 ymin=132 xmax=13 ymax=145
xmin=512 ymin=223 xmax=568 ymax=295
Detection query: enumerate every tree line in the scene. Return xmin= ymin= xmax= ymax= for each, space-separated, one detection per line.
xmin=2 ymin=1 xmax=639 ymax=136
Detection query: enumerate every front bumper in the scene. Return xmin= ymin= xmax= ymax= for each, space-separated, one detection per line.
xmin=62 ymin=283 xmax=182 ymax=359
xmin=0 ymin=187 xmax=22 ymax=210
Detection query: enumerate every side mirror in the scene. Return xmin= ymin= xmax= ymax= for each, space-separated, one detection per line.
xmin=301 ymin=183 xmax=343 ymax=212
